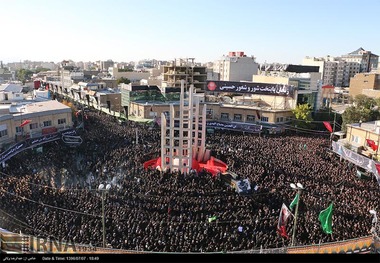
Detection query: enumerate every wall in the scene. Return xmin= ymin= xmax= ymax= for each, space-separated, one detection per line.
xmin=130 ymin=101 xmax=293 ymax=125
xmin=0 ymin=110 xmax=72 ymax=149
xmin=349 ymin=73 xmax=379 ymax=98
xmin=111 ymin=69 xmax=150 ymax=82
xmin=345 ymin=123 xmax=380 ymax=155
xmin=252 ymin=75 xmax=290 ymax=85
xmin=225 ymin=57 xmax=258 ymax=82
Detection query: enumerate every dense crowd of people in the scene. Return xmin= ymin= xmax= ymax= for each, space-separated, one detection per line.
xmin=0 ymin=107 xmax=379 ymax=253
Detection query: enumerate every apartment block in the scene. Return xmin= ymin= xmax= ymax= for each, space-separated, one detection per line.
xmin=302 ymin=47 xmax=377 ymax=87
xmin=213 ymin=51 xmax=258 ymax=82
xmin=161 ymin=58 xmax=207 ymax=93
xmin=349 ymin=73 xmax=380 ymax=98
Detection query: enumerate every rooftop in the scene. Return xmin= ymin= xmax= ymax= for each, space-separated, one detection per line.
xmin=0 ymin=83 xmax=23 ymax=93
xmin=17 ymin=100 xmax=70 ymax=114
xmin=348 ymin=120 xmax=380 ymax=134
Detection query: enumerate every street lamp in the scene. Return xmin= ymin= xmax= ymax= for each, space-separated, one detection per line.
xmin=290 ymin=182 xmax=304 ymax=247
xmin=370 ymin=210 xmax=379 ymax=237
xmin=98 ymin=183 xmax=111 ymax=248
xmin=370 ymin=210 xmax=380 ymax=253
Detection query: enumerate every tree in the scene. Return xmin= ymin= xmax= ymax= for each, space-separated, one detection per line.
xmin=35 ymin=67 xmax=51 ymax=73
xmin=16 ymin=69 xmax=34 ymax=84
xmin=292 ymin=103 xmax=313 ymax=128
xmin=117 ymin=77 xmax=131 ymax=85
xmin=354 ymin=94 xmax=376 ymax=109
xmin=341 ymin=94 xmax=380 ymax=131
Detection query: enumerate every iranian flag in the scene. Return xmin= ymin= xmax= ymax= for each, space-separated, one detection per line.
xmin=277 ymin=203 xmax=292 ymax=239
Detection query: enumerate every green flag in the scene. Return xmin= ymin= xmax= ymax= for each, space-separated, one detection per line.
xmin=319 ymin=203 xmax=333 ymax=234
xmin=289 ymin=193 xmax=299 ymax=210
xmin=208 ymin=216 xmax=217 ymax=223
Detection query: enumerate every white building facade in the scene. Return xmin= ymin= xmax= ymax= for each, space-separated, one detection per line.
xmin=213 ymin=51 xmax=259 ymax=82
xmin=302 ymin=48 xmax=378 ymax=87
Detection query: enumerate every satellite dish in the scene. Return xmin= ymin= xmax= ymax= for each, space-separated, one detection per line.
xmin=296 ymin=183 xmax=304 ymax=189
xmin=290 ymin=183 xmax=296 ymax=189
xmin=106 ymin=184 xmax=112 ymax=190
xmin=98 ymin=184 xmax=105 ymax=190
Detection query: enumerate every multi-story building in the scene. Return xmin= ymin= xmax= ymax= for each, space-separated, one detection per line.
xmin=253 ymin=64 xmax=322 ymax=110
xmin=0 ymin=68 xmax=15 ymax=83
xmin=99 ymin=60 xmax=114 ymax=72
xmin=161 ymin=58 xmax=207 ymax=93
xmin=302 ymin=48 xmax=377 ymax=87
xmin=0 ymin=100 xmax=73 ymax=149
xmin=349 ymin=73 xmax=380 ymax=98
xmin=213 ymin=51 xmax=258 ymax=82
xmin=0 ymin=83 xmax=24 ymax=103
xmin=341 ymin=47 xmax=378 ymax=73
xmin=108 ymin=67 xmax=150 ymax=84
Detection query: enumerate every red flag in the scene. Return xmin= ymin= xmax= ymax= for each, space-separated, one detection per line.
xmin=277 ymin=203 xmax=291 ymax=239
xmin=20 ymin=120 xmax=31 ymax=127
xmin=323 ymin=121 xmax=333 ymax=133
xmin=366 ymin=139 xmax=378 ymax=151
xmin=375 ymin=163 xmax=380 ymax=175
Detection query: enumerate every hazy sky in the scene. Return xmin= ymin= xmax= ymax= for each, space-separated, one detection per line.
xmin=1 ymin=0 xmax=379 ymax=64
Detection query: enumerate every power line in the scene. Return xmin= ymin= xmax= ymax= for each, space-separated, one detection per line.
xmin=0 ymin=208 xmax=30 ymax=228
xmin=0 ymin=188 xmax=100 ymax=218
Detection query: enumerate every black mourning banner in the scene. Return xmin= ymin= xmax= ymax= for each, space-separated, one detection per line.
xmin=0 ymin=129 xmax=77 ymax=163
xmin=205 ymin=121 xmax=262 ymax=133
xmin=206 ymin=81 xmax=295 ymax=97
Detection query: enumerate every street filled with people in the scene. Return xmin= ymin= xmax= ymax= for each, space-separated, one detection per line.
xmin=0 ymin=108 xmax=379 ymax=252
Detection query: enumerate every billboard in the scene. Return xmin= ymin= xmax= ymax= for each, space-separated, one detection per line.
xmin=206 ymin=81 xmax=295 ymax=97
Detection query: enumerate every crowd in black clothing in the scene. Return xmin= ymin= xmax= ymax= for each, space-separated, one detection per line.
xmin=0 ymin=109 xmax=379 ymax=253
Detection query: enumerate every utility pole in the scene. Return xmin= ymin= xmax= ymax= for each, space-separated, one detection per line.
xmin=332 ymin=111 xmax=336 ymax=133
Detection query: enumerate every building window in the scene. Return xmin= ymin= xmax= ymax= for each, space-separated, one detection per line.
xmin=29 ymin=123 xmax=38 ymax=130
xmin=43 ymin=120 xmax=52 ymax=127
xmin=351 ymin=135 xmax=360 ymax=144
xmin=276 ymin=117 xmax=284 ymax=123
xmin=246 ymin=115 xmax=256 ymax=122
xmin=261 ymin=117 xmax=269 ymax=122
xmin=16 ymin=127 xmax=24 ymax=133
xmin=58 ymin=118 xmax=66 ymax=124
xmin=0 ymin=129 xmax=8 ymax=138
xmin=234 ymin=114 xmax=242 ymax=121
xmin=221 ymin=113 xmax=229 ymax=120
xmin=206 ymin=109 xmax=214 ymax=119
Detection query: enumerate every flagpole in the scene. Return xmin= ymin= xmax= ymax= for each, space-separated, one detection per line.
xmin=290 ymin=182 xmax=304 ymax=247
xmin=317 ymin=239 xmax=322 ymax=253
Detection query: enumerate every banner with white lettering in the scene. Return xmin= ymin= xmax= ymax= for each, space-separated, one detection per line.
xmin=206 ymin=81 xmax=296 ymax=97
xmin=204 ymin=121 xmax=262 ymax=133
xmin=0 ymin=129 xmax=77 ymax=163
xmin=332 ymin=141 xmax=380 ymax=185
